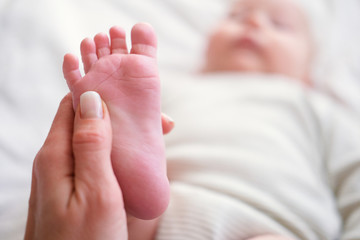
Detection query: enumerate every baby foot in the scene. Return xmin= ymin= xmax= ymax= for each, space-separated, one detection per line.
xmin=62 ymin=23 xmax=169 ymax=220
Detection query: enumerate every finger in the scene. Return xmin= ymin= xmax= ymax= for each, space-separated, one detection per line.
xmin=161 ymin=113 xmax=174 ymax=135
xmin=33 ymin=93 xmax=74 ymax=201
xmin=72 ymin=91 xmax=116 ymax=196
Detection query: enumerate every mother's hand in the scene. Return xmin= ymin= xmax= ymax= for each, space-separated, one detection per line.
xmin=24 ymin=92 xmax=127 ymax=240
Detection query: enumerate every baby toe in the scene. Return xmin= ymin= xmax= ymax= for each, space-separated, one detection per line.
xmin=110 ymin=26 xmax=128 ymax=54
xmin=63 ymin=53 xmax=81 ymax=91
xmin=80 ymin=38 xmax=97 ymax=74
xmin=130 ymin=23 xmax=157 ymax=58
xmin=94 ymin=32 xmax=111 ymax=59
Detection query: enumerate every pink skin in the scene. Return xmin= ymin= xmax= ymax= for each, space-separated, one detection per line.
xmin=62 ymin=23 xmax=170 ymax=220
xmin=25 ymin=94 xmax=128 ymax=240
xmin=203 ymin=0 xmax=312 ymax=86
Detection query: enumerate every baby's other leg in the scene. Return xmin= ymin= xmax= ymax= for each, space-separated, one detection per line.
xmin=62 ymin=24 xmax=170 ymax=220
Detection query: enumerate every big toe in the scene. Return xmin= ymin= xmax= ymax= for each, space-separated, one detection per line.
xmin=130 ymin=23 xmax=157 ymax=58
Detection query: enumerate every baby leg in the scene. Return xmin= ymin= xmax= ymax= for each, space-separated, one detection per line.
xmin=62 ymin=24 xmax=169 ymax=220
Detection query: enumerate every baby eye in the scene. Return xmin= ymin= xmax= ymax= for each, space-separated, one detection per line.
xmin=228 ymin=10 xmax=246 ymax=22
xmin=270 ymin=17 xmax=292 ymax=31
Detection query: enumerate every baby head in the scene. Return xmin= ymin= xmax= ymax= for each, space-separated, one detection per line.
xmin=202 ymin=0 xmax=320 ymax=85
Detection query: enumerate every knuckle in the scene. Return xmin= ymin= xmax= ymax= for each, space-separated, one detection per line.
xmin=33 ymin=147 xmax=50 ymax=175
xmin=73 ymin=127 xmax=107 ymax=148
xmin=89 ymin=187 xmax=121 ymax=213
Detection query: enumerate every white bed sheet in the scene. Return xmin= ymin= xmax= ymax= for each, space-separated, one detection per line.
xmin=0 ymin=0 xmax=359 ymax=239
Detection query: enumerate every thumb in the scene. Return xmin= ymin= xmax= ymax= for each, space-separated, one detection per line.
xmin=72 ymin=91 xmax=115 ymax=191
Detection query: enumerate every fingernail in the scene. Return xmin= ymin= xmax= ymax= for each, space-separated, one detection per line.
xmin=163 ymin=113 xmax=174 ymax=124
xmin=80 ymin=91 xmax=103 ymax=119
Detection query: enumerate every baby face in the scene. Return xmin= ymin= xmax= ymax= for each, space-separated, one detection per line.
xmin=203 ymin=0 xmax=312 ymax=84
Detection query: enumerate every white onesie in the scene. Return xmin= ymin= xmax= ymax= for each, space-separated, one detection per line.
xmin=156 ymin=73 xmax=360 ymax=240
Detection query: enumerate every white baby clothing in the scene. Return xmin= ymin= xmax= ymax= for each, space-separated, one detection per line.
xmin=156 ymin=73 xmax=360 ymax=240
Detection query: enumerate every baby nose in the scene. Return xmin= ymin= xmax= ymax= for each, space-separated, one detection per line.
xmin=243 ymin=11 xmax=264 ymax=28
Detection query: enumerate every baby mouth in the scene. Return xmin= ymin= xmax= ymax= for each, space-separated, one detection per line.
xmin=235 ymin=36 xmax=261 ymax=51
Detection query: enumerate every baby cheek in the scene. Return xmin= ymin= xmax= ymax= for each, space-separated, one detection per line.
xmin=266 ymin=39 xmax=308 ymax=75
xmin=286 ymin=41 xmax=311 ymax=74
xmin=206 ymin=33 xmax=234 ymax=65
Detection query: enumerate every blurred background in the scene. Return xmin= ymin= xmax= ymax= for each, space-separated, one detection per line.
xmin=0 ymin=0 xmax=359 ymax=239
